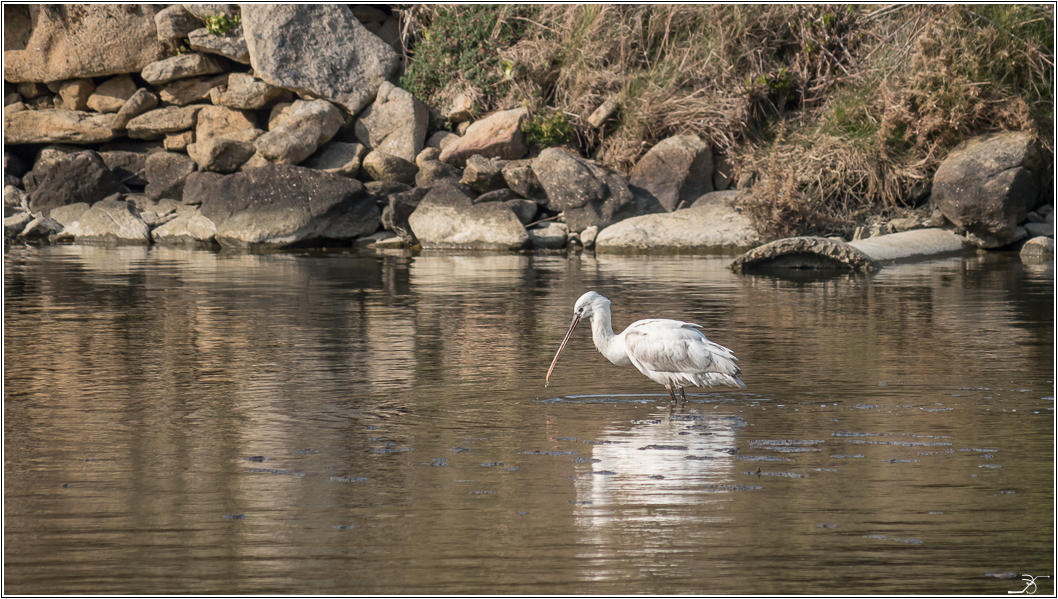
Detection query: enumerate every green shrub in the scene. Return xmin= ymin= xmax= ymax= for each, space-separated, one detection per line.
xmin=204 ymin=13 xmax=240 ymax=36
xmin=522 ymin=109 xmax=572 ymax=149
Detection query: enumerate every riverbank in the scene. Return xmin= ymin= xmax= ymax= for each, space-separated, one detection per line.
xmin=3 ymin=5 xmax=1054 ymax=258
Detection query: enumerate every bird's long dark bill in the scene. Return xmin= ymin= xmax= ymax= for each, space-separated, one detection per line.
xmin=545 ymin=315 xmax=581 ymax=387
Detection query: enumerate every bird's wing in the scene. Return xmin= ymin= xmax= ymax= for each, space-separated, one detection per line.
xmin=622 ymin=319 xmax=742 ymax=378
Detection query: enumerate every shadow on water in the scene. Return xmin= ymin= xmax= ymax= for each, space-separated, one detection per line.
xmin=3 ymin=245 xmax=1054 ymax=594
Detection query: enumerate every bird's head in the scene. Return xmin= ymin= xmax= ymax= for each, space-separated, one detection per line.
xmin=573 ymin=291 xmax=609 ymax=322
xmin=546 ymin=291 xmax=610 ymax=387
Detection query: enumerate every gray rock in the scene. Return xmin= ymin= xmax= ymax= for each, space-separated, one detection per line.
xmin=53 ymin=199 xmax=151 ymax=245
xmin=302 ymin=142 xmax=367 ymax=178
xmin=188 ymin=23 xmax=250 ymax=64
xmin=1023 ymin=222 xmax=1054 ymax=238
xmin=99 ymin=151 xmax=149 ymax=187
xmin=155 ymin=5 xmax=204 ymax=41
xmin=145 ymin=152 xmax=197 ymax=201
xmin=354 ymin=81 xmax=428 ymax=163
xmin=596 ymin=191 xmax=760 ymax=252
xmin=3 ymin=110 xmax=119 ymax=145
xmin=580 ymin=225 xmax=599 ymax=249
xmin=408 ymin=181 xmax=529 ymax=250
xmin=242 ymin=5 xmax=399 ymax=115
xmin=528 ymin=222 xmax=569 ymax=249
xmin=847 ymin=228 xmax=970 ymax=263
xmin=181 ymin=171 xmax=224 ymax=205
xmin=365 ymin=181 xmax=413 ymax=207
xmin=27 ymin=151 xmax=124 ymax=216
xmin=140 ymin=53 xmax=226 ymax=85
xmin=474 ymin=189 xmax=520 ymax=204
xmin=504 ymin=199 xmax=538 ymax=225
xmin=48 ymin=203 xmax=91 ymax=228
xmin=198 ymin=164 xmax=374 ymax=248
xmin=208 ymin=72 xmax=290 ymax=109
xmin=932 ymin=132 xmax=1045 ymax=248
xmin=318 ymin=198 xmax=381 ymax=242
xmin=416 ymin=147 xmax=441 ymax=167
xmin=194 ymin=137 xmax=256 ymax=173
xmin=21 ymin=214 xmax=64 ymax=240
xmin=362 ymin=151 xmax=418 ymax=185
xmin=4 ymin=185 xmax=25 ymax=209
xmin=4 ymin=212 xmax=33 ymax=239
xmin=532 ymin=148 xmax=635 ymax=232
xmin=630 ymin=134 xmax=713 ymax=212
xmin=151 ymin=210 xmax=218 ymax=246
xmin=502 ymin=161 xmax=545 ymax=201
xmin=4 ymin=5 xmax=177 ymax=83
xmin=253 ymin=99 xmax=343 ymax=165
xmin=414 ymin=160 xmax=462 ymax=189
xmin=126 ymin=106 xmax=203 ymax=140
xmin=1020 ymin=236 xmax=1055 ymax=261
xmin=427 ymin=130 xmax=459 ymax=151
xmin=461 ymin=155 xmax=507 ymax=193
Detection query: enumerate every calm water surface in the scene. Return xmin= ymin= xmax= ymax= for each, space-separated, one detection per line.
xmin=4 ymin=244 xmax=1054 ymax=594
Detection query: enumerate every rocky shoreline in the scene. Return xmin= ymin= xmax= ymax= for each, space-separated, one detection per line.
xmin=3 ymin=5 xmax=1054 ymax=265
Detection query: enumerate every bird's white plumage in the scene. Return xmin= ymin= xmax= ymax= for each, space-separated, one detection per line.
xmin=546 ymin=291 xmax=745 ymax=399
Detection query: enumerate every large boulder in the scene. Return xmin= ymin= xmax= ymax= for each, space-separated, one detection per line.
xmin=595 ymin=191 xmax=760 ymax=252
xmin=354 ymin=81 xmax=428 ymax=163
xmin=4 ymin=5 xmax=177 ymax=83
xmin=241 ymin=5 xmax=400 ymax=115
xmin=629 ymin=134 xmax=713 ymax=212
xmin=408 ymin=181 xmax=529 ymax=250
xmin=932 ymin=132 xmax=1045 ymax=248
xmin=26 ymin=151 xmax=124 ymax=216
xmin=3 ymin=110 xmax=120 ymax=145
xmin=198 ymin=164 xmax=374 ymax=248
xmin=253 ymin=99 xmax=343 ymax=165
xmin=531 ymin=148 xmax=635 ymax=232
xmin=439 ymin=108 xmax=528 ymax=168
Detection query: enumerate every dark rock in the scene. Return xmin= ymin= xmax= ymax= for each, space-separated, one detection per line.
xmin=100 ymin=151 xmax=149 ymax=187
xmin=531 ymin=148 xmax=636 ymax=232
xmin=27 ymin=151 xmax=124 ymax=216
xmin=198 ymin=164 xmax=374 ymax=248
xmin=145 ymin=152 xmax=197 ymax=201
xmin=932 ymin=132 xmax=1045 ymax=248
xmin=415 ymin=160 xmax=462 ymax=189
xmin=501 ymin=160 xmax=545 ymax=201
xmin=181 ymin=171 xmax=224 ymax=205
xmin=473 ymin=189 xmax=520 ymax=204
xmin=380 ymin=187 xmax=428 ymax=244
xmin=461 ymin=154 xmax=507 ymax=193
xmin=629 ymin=134 xmax=713 ymax=211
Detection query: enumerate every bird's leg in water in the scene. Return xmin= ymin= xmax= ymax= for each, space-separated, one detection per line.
xmin=666 ymin=386 xmax=678 ymax=402
xmin=679 ymin=388 xmax=688 ymax=403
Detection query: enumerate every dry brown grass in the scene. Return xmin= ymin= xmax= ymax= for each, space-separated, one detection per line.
xmin=398 ymin=4 xmax=1053 ymax=238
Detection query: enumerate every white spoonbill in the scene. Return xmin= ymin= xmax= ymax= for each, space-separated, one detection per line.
xmin=546 ymin=291 xmax=745 ymax=401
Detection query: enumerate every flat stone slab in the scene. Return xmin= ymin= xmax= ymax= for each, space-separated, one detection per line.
xmin=595 ymin=192 xmax=760 ymax=252
xmin=847 ymin=228 xmax=970 ymax=263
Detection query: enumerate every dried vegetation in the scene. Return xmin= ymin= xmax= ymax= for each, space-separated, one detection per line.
xmin=396 ymin=4 xmax=1053 ymax=238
